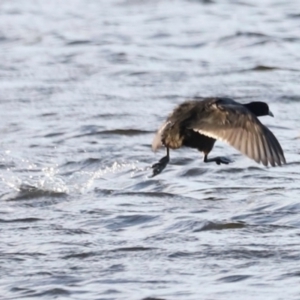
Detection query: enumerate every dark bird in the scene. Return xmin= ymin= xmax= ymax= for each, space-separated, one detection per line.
xmin=151 ymin=97 xmax=286 ymax=177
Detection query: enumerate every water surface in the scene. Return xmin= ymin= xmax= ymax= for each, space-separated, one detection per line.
xmin=1 ymin=0 xmax=300 ymax=299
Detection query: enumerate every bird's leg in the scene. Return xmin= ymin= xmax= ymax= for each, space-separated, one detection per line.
xmin=203 ymin=154 xmax=232 ymax=165
xmin=151 ymin=148 xmax=170 ymax=177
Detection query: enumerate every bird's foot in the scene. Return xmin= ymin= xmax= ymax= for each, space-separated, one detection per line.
xmin=151 ymin=155 xmax=169 ymax=177
xmin=214 ymin=156 xmax=232 ymax=165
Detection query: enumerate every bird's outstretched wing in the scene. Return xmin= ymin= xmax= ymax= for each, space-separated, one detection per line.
xmin=188 ymin=99 xmax=286 ymax=166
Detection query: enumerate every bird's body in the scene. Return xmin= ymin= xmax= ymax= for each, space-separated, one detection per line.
xmin=151 ymin=97 xmax=286 ymax=176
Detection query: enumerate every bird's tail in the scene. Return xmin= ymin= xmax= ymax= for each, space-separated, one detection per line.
xmin=152 ymin=121 xmax=170 ymax=152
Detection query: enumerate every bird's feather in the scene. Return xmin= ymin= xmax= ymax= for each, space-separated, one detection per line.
xmin=188 ymin=99 xmax=286 ymax=166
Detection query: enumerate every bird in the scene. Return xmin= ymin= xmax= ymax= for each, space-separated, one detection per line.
xmin=151 ymin=97 xmax=286 ymax=177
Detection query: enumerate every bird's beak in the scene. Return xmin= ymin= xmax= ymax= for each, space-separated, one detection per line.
xmin=268 ymin=110 xmax=274 ymax=117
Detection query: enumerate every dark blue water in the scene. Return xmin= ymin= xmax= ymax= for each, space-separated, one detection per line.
xmin=1 ymin=0 xmax=300 ymax=299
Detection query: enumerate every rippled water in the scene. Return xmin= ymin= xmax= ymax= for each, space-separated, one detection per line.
xmin=1 ymin=0 xmax=300 ymax=299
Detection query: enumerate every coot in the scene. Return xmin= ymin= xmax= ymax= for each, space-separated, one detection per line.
xmin=151 ymin=97 xmax=286 ymax=177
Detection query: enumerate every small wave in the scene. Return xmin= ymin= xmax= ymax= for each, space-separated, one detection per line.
xmin=214 ymin=167 xmax=245 ymax=174
xmin=40 ymin=112 xmax=57 ymax=117
xmin=73 ymin=129 xmax=151 ymax=138
xmin=96 ymin=129 xmax=151 ymax=136
xmin=112 ymin=246 xmax=156 ymax=252
xmin=279 ymin=95 xmax=300 ymax=103
xmin=251 ymin=65 xmax=278 ymax=71
xmin=94 ymin=188 xmax=116 ymax=196
xmin=251 ymin=65 xmax=299 ymax=72
xmin=285 ymin=161 xmax=300 ymax=166
xmin=91 ymin=112 xmax=130 ymax=119
xmin=44 ymin=132 xmax=65 ymax=138
xmin=171 ymin=157 xmax=195 ymax=166
xmin=168 ymin=251 xmax=195 ymax=258
xmin=0 ymin=163 xmax=12 ymax=170
xmin=66 ymin=40 xmax=92 ymax=46
xmin=236 ymin=31 xmax=268 ymax=37
xmin=3 ymin=184 xmax=67 ymax=201
xmin=81 ymin=157 xmax=101 ymax=167
xmin=178 ymin=167 xmax=208 ymax=177
xmin=0 ymin=217 xmax=41 ymax=223
xmin=63 ymin=251 xmax=98 ymax=260
xmin=189 ymin=0 xmax=214 ymax=4
xmin=217 ymin=31 xmax=269 ymax=44
xmin=218 ymin=274 xmax=251 ymax=283
xmin=105 ymin=214 xmax=158 ymax=230
xmin=163 ymin=42 xmax=206 ymax=48
xmin=142 ymin=298 xmax=167 ymax=300
xmin=287 ymin=13 xmax=300 ymax=18
xmin=29 ymin=288 xmax=71 ymax=297
xmin=128 ymin=71 xmax=149 ymax=76
xmin=112 ymin=191 xmax=198 ymax=202
xmin=165 ymin=220 xmax=245 ymax=233
xmin=280 ymin=271 xmax=300 ymax=279
xmin=193 ymin=221 xmax=246 ymax=232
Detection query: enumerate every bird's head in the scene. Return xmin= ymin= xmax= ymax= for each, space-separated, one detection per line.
xmin=245 ymin=101 xmax=274 ymax=117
